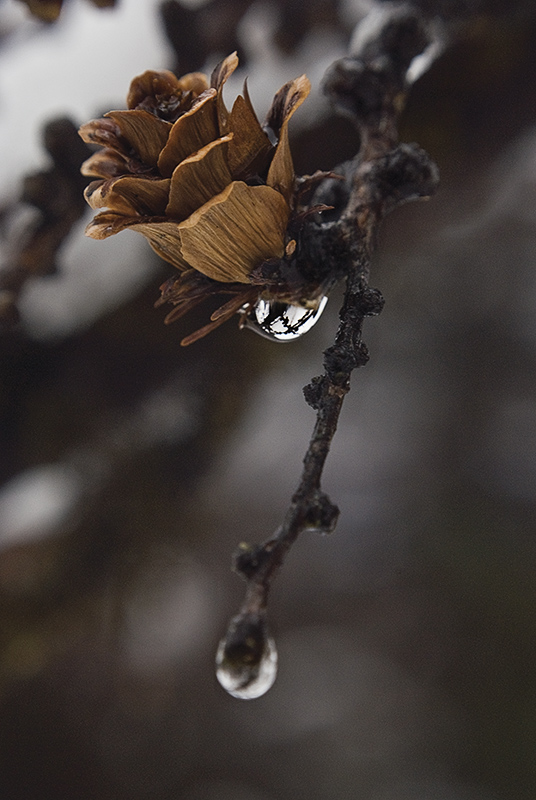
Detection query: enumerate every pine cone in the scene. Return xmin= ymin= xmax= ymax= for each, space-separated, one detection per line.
xmin=80 ymin=53 xmax=328 ymax=345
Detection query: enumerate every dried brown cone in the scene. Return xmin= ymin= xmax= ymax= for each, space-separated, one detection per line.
xmin=79 ymin=53 xmax=315 ymax=345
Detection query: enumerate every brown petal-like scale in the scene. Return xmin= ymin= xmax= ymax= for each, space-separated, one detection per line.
xmin=209 ymin=52 xmax=239 ymax=134
xmin=264 ymin=75 xmax=311 ymax=137
xmin=78 ymin=118 xmax=129 ymax=155
xmin=86 ymin=175 xmax=171 ymax=216
xmin=85 ymin=211 xmax=164 ymax=240
xmin=210 ymin=51 xmax=239 ymax=91
xmin=127 ymin=69 xmax=184 ymax=110
xmin=266 ymin=122 xmax=295 ymax=205
xmin=105 ymin=110 xmax=172 ymax=167
xmin=166 ymin=135 xmax=233 ymax=221
xmin=84 ymin=180 xmax=138 ymax=215
xmin=81 ymin=147 xmax=129 ymax=180
xmin=157 ymin=91 xmax=219 ymax=177
xmin=227 ymin=93 xmax=273 ymax=178
xmin=176 ymin=71 xmax=210 ymax=97
xmin=130 ymin=220 xmax=191 ymax=271
xmin=178 ymin=181 xmax=290 ymax=283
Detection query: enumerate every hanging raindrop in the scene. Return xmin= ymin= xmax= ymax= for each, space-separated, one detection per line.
xmin=215 ymin=612 xmax=278 ymax=699
xmin=243 ymin=296 xmax=328 ymax=341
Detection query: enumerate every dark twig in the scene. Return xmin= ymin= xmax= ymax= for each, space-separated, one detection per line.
xmin=218 ymin=6 xmax=441 ymax=695
xmin=0 ymin=118 xmax=90 ymax=331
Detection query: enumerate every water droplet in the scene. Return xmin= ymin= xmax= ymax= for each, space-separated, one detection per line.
xmin=215 ymin=612 xmax=278 ymax=699
xmin=244 ymin=296 xmax=328 ymax=341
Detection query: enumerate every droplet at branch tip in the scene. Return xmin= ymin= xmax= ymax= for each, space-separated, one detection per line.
xmin=215 ymin=612 xmax=278 ymax=700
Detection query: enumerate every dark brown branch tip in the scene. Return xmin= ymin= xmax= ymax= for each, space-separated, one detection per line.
xmin=323 ymin=9 xmax=432 ymax=128
xmin=324 ymin=340 xmax=370 ymax=383
xmin=301 ymin=490 xmax=340 ymax=534
xmin=369 ymin=9 xmax=431 ymax=72
xmin=303 ymin=375 xmax=326 ymax=410
xmin=233 ymin=542 xmax=273 ymax=580
xmin=360 ymin=287 xmax=385 ymax=316
xmin=324 ymin=58 xmax=396 ymax=125
xmin=364 ymin=143 xmax=440 ymax=211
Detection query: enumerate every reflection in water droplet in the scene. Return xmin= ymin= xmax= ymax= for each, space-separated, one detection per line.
xmin=244 ymin=296 xmax=328 ymax=342
xmin=215 ymin=612 xmax=278 ymax=699
xmin=216 ymin=636 xmax=278 ymax=699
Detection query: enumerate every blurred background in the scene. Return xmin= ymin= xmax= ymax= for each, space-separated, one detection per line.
xmin=0 ymin=0 xmax=535 ymax=797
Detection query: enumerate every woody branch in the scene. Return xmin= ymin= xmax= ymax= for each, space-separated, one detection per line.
xmin=222 ymin=7 xmax=440 ymax=647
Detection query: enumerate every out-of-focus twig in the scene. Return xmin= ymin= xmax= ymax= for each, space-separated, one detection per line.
xmin=160 ymin=0 xmax=348 ymax=74
xmin=0 ymin=118 xmax=91 ymax=330
xmin=16 ymin=0 xmax=115 ymax=24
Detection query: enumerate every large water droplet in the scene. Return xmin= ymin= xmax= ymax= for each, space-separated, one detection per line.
xmin=244 ymin=296 xmax=328 ymax=341
xmin=215 ymin=612 xmax=278 ymax=699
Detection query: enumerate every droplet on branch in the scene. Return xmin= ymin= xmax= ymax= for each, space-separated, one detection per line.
xmin=242 ymin=296 xmax=329 ymax=341
xmin=215 ymin=612 xmax=278 ymax=700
